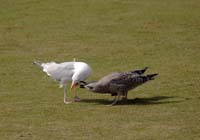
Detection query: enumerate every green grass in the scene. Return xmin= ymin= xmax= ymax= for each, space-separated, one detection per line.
xmin=0 ymin=0 xmax=200 ymax=139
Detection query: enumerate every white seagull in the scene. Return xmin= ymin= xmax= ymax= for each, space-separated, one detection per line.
xmin=34 ymin=59 xmax=92 ymax=104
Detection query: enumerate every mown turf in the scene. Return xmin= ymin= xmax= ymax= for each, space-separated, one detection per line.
xmin=0 ymin=0 xmax=200 ymax=140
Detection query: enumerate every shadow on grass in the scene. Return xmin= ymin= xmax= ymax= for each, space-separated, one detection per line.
xmin=81 ymin=96 xmax=183 ymax=105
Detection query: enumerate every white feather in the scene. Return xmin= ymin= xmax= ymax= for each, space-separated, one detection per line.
xmin=40 ymin=61 xmax=92 ymax=87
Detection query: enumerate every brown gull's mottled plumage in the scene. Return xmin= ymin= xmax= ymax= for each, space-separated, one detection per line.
xmin=80 ymin=67 xmax=158 ymax=105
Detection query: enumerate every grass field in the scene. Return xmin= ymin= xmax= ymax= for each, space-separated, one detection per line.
xmin=0 ymin=0 xmax=200 ymax=139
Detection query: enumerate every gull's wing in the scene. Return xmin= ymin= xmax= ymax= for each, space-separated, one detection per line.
xmin=109 ymin=83 xmax=127 ymax=93
xmin=42 ymin=62 xmax=75 ymax=81
xmin=109 ymin=73 xmax=145 ymax=92
xmin=99 ymin=68 xmax=147 ymax=86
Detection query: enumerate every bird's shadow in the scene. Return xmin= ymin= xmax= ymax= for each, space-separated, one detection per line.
xmin=81 ymin=95 xmax=183 ymax=105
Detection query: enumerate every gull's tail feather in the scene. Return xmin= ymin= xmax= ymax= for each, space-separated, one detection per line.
xmin=33 ymin=60 xmax=43 ymax=69
xmin=146 ymin=73 xmax=158 ymax=80
xmin=132 ymin=67 xmax=148 ymax=75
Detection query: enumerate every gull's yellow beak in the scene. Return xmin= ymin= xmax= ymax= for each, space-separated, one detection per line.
xmin=71 ymin=83 xmax=79 ymax=89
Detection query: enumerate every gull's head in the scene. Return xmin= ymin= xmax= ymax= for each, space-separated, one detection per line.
xmin=80 ymin=81 xmax=98 ymax=92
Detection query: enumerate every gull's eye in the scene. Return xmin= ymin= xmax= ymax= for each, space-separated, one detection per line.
xmin=87 ymin=86 xmax=93 ymax=90
xmin=80 ymin=83 xmax=85 ymax=88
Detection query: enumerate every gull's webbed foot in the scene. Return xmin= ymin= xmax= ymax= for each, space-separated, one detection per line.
xmin=73 ymin=96 xmax=81 ymax=102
